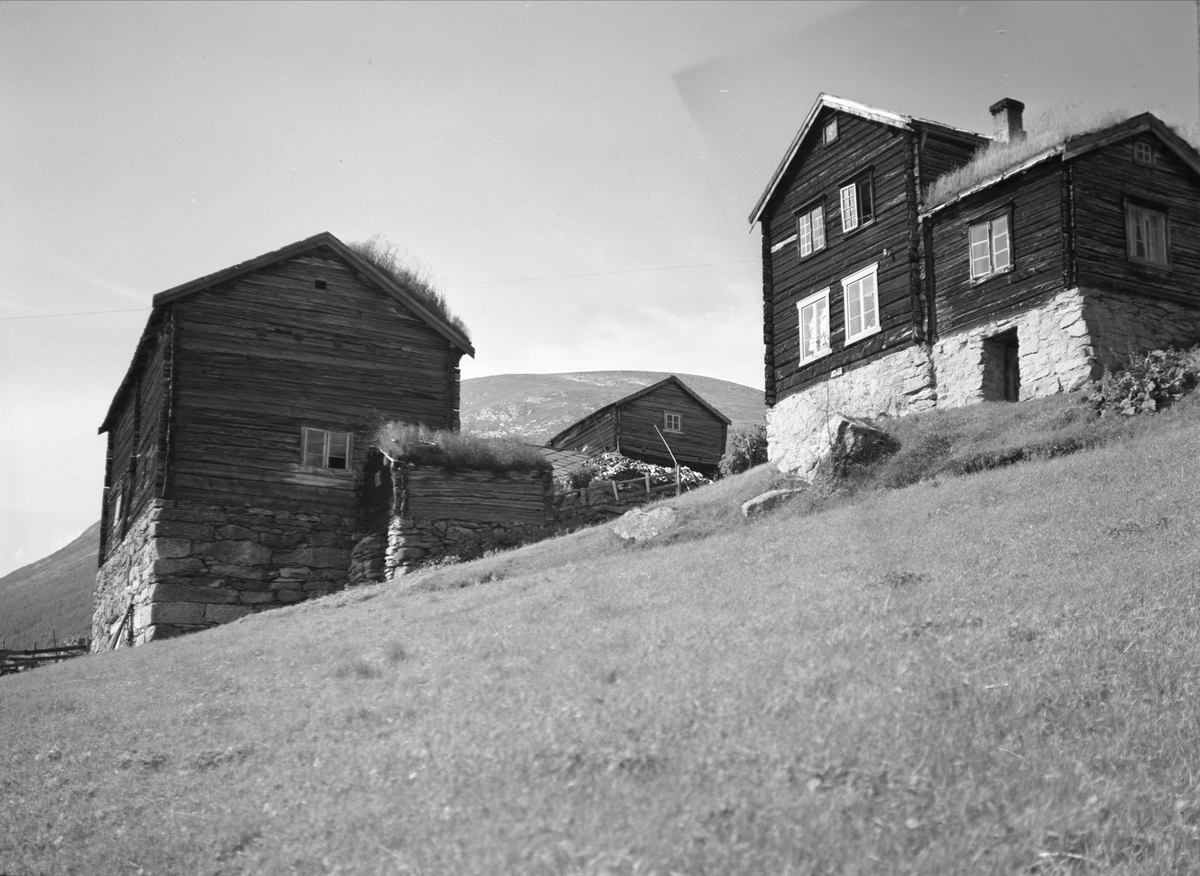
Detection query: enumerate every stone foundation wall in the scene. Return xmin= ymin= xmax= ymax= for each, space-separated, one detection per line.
xmin=92 ymin=499 xmax=355 ymax=647
xmin=768 ymin=287 xmax=1200 ymax=475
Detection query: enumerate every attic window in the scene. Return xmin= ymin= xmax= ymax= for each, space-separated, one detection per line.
xmin=1126 ymin=202 xmax=1168 ymax=266
xmin=824 ymin=117 xmax=839 ymax=145
xmin=314 ymin=279 xmax=328 ymax=289
xmin=302 ymin=428 xmax=352 ymax=470
xmin=663 ymin=412 xmax=682 ymax=433
xmin=1133 ymin=141 xmax=1155 ymax=166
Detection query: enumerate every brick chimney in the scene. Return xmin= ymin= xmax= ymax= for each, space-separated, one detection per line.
xmin=989 ymin=98 xmax=1026 ymax=143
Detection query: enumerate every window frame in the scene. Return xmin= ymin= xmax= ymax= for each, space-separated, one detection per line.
xmin=663 ymin=411 xmax=683 ymax=434
xmin=968 ymin=210 xmax=1013 ymax=281
xmin=1133 ymin=141 xmax=1156 ymax=166
xmin=1125 ymin=200 xmax=1169 ymax=268
xmin=797 ymin=287 xmax=832 ymax=366
xmin=823 ymin=116 xmax=839 ymax=145
xmin=301 ymin=427 xmax=354 ymax=471
xmin=838 ymin=171 xmax=874 ymax=234
xmin=795 ymin=200 xmax=826 ymax=259
xmin=841 ymin=263 xmax=881 ymax=345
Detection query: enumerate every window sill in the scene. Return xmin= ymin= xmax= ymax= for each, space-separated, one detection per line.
xmin=969 ymin=267 xmax=1014 ymax=286
xmin=1127 ymin=257 xmax=1171 ymax=273
xmin=843 ymin=325 xmax=882 ymax=347
xmin=799 ymin=349 xmax=833 ymax=367
xmin=841 ymin=220 xmax=876 ymax=239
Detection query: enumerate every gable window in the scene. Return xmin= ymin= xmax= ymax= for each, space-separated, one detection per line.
xmin=798 ymin=287 xmax=831 ymax=365
xmin=302 ymin=428 xmax=352 ymax=470
xmin=1126 ymin=203 xmax=1168 ymax=266
xmin=823 ymin=117 xmax=839 ymax=145
xmin=842 ymin=263 xmax=880 ymax=344
xmin=663 ymin=412 xmax=682 ymax=433
xmin=1133 ymin=141 xmax=1155 ymax=166
xmin=796 ymin=202 xmax=826 ymax=258
xmin=839 ymin=172 xmax=874 ymax=233
xmin=969 ymin=213 xmax=1012 ymax=280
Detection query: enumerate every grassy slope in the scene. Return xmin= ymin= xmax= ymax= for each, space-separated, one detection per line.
xmin=460 ymin=370 xmax=766 ymax=442
xmin=0 ymin=522 xmax=98 ymax=649
xmin=4 ymin=401 xmax=1200 ymax=874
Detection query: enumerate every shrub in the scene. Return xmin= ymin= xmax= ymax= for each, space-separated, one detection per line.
xmin=375 ymin=422 xmax=551 ymax=474
xmin=719 ymin=424 xmax=768 ymax=476
xmin=559 ymin=452 xmax=709 ymax=492
xmin=348 ymin=235 xmax=471 ymax=340
xmin=1088 ymin=348 xmax=1200 ymax=417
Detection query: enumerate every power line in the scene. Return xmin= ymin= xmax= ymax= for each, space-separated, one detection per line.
xmin=0 ymin=257 xmax=759 ymax=321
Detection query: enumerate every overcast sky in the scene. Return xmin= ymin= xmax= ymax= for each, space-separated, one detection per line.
xmin=1 ymin=0 xmax=1197 ymax=577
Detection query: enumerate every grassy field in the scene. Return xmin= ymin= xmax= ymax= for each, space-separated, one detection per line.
xmin=4 ymin=398 xmax=1200 ymax=874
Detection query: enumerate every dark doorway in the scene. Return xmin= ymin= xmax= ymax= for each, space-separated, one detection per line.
xmin=982 ymin=330 xmax=1020 ymax=402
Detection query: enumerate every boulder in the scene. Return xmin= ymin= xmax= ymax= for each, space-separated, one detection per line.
xmin=782 ymin=413 xmax=897 ymax=480
xmin=612 ymin=506 xmax=678 ymax=543
xmin=741 ymin=488 xmax=805 ymax=519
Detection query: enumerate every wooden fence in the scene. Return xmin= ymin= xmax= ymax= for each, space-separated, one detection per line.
xmin=1 ymin=643 xmax=90 ymax=676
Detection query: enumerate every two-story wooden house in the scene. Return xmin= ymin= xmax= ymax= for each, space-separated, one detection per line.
xmin=751 ymin=94 xmax=1200 ymax=472
xmin=546 ymin=375 xmax=731 ymax=476
xmin=93 ymin=232 xmax=474 ymax=647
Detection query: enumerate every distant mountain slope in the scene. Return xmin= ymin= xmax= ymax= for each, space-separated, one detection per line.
xmin=460 ymin=371 xmax=766 ymax=443
xmin=0 ymin=521 xmax=98 ymax=649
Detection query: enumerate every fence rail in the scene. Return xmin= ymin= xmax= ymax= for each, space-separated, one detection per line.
xmin=0 ymin=643 xmax=90 ymax=676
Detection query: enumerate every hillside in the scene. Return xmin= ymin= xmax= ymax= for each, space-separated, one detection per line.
xmin=4 ymin=397 xmax=1200 ymax=873
xmin=0 ymin=521 xmax=97 ymax=649
xmin=0 ymin=372 xmax=763 ymax=650
xmin=460 ymin=370 xmax=766 ymax=442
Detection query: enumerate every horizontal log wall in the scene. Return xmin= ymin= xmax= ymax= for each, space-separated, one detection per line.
xmin=549 ymin=408 xmax=616 ymax=454
xmin=615 ymin=383 xmax=727 ymax=470
xmin=168 ymin=249 xmax=459 ymax=515
xmin=761 ymin=110 xmax=919 ymax=403
xmin=1073 ymin=138 xmax=1200 ymax=307
xmin=928 ymin=159 xmax=1066 ymax=336
xmin=918 ymin=130 xmax=983 ymax=193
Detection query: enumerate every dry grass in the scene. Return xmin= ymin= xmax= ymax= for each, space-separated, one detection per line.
xmin=375 ymin=421 xmax=551 ymax=473
xmin=925 ymin=104 xmax=1129 ymax=207
xmin=349 ymin=234 xmax=470 ymax=339
xmin=5 ymin=401 xmax=1200 ymax=873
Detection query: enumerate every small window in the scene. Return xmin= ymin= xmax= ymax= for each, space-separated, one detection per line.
xmin=1133 ymin=141 xmax=1155 ymax=166
xmin=824 ymin=117 xmax=838 ymax=145
xmin=1126 ymin=203 xmax=1168 ymax=266
xmin=798 ymin=287 xmax=831 ymax=365
xmin=842 ymin=263 xmax=880 ymax=344
xmin=839 ymin=172 xmax=874 ymax=233
xmin=796 ymin=202 xmax=826 ymax=258
xmin=302 ymin=428 xmax=353 ymax=470
xmin=969 ymin=214 xmax=1012 ymax=280
xmin=663 ymin=412 xmax=682 ymax=433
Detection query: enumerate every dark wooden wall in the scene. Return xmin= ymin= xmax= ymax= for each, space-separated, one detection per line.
xmin=548 ymin=409 xmax=617 ymax=455
xmin=761 ymin=110 xmax=918 ymax=403
xmin=615 ymin=383 xmax=727 ymax=471
xmin=918 ymin=131 xmax=984 ymax=193
xmin=164 ymin=249 xmax=461 ymax=517
xmin=1073 ymin=139 xmax=1200 ymax=306
xmin=926 ymin=159 xmax=1066 ymax=336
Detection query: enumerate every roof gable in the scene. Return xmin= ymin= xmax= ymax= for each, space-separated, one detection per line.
xmin=546 ymin=375 xmax=731 ymax=447
xmin=749 ymin=93 xmax=987 ymax=226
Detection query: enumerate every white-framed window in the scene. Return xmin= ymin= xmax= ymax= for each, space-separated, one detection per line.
xmin=796 ymin=202 xmax=826 ymax=258
xmin=663 ymin=411 xmax=682 ymax=433
xmin=1126 ymin=203 xmax=1168 ymax=266
xmin=839 ymin=173 xmax=874 ymax=233
xmin=824 ymin=116 xmax=839 ymax=145
xmin=1133 ymin=141 xmax=1155 ymax=166
xmin=969 ymin=214 xmax=1012 ymax=280
xmin=302 ymin=427 xmax=352 ymax=470
xmin=797 ymin=287 xmax=831 ymax=365
xmin=842 ymin=263 xmax=880 ymax=344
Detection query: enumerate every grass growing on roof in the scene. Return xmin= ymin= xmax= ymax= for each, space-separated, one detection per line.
xmin=925 ymin=103 xmax=1128 ymax=207
xmin=348 ymin=234 xmax=471 ymax=340
xmin=375 ymin=421 xmax=551 ymax=474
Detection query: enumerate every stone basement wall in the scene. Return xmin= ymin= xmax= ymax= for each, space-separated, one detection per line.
xmin=92 ymin=498 xmax=355 ymax=648
xmin=768 ymin=287 xmax=1200 ymax=474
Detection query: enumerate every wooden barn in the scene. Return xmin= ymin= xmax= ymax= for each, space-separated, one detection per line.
xmin=750 ymin=94 xmax=1200 ymax=471
xmin=545 ymin=376 xmax=731 ymax=476
xmin=93 ymin=232 xmax=474 ymax=646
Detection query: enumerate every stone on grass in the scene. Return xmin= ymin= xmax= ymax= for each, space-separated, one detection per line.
xmin=741 ymin=488 xmax=805 ymax=519
xmin=612 ymin=506 xmax=678 ymax=543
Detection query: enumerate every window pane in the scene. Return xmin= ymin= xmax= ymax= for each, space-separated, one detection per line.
xmin=798 ymin=213 xmax=812 ymax=256
xmin=840 ymin=184 xmax=858 ymax=232
xmin=991 ymin=217 xmax=1011 ymax=271
xmin=970 ymin=224 xmax=991 ymax=278
xmin=303 ymin=428 xmax=326 ymax=467
xmin=811 ymin=207 xmax=825 ymax=250
xmin=861 ymin=274 xmax=878 ymax=331
xmin=327 ymin=432 xmax=350 ymax=469
xmin=846 ymin=281 xmax=863 ymax=336
xmin=858 ymin=178 xmax=873 ymax=222
xmin=1148 ymin=211 xmax=1167 ymax=263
